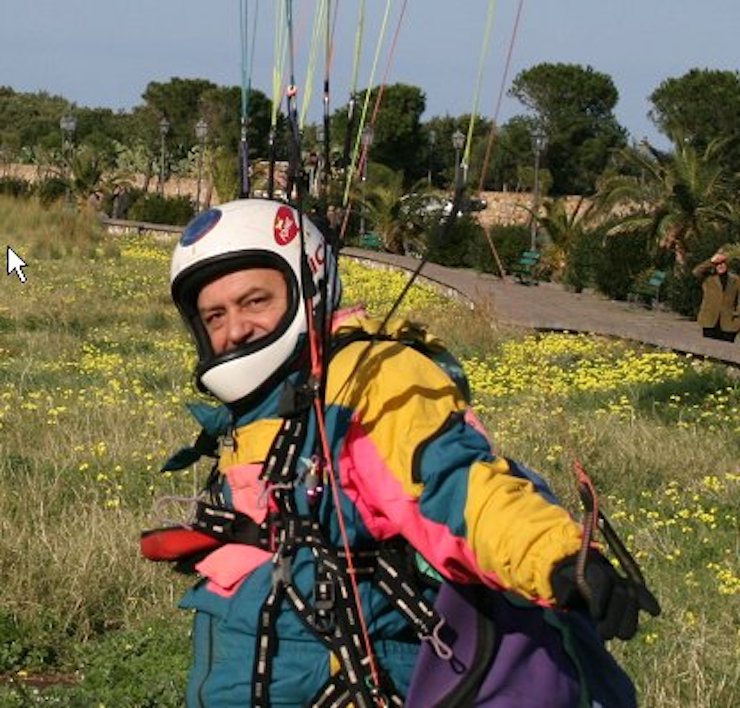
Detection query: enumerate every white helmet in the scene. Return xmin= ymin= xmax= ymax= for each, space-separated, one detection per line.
xmin=171 ymin=199 xmax=339 ymax=405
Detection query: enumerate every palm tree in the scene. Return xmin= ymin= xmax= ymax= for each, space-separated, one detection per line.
xmin=68 ymin=145 xmax=106 ymax=203
xmin=534 ymin=196 xmax=598 ymax=290
xmin=595 ymin=136 xmax=736 ymax=266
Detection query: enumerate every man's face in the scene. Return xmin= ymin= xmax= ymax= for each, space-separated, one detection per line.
xmin=197 ymin=268 xmax=289 ymax=355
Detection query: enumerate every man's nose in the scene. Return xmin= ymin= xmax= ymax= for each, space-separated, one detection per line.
xmin=225 ymin=313 xmax=254 ymax=350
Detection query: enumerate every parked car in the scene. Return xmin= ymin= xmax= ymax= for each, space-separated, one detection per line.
xmin=401 ymin=193 xmax=488 ymax=221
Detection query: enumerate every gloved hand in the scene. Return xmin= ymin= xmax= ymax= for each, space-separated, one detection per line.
xmin=551 ymin=550 xmax=661 ymax=640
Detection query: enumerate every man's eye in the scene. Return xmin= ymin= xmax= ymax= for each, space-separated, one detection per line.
xmin=244 ymin=295 xmax=269 ymax=310
xmin=204 ymin=312 xmax=223 ymax=326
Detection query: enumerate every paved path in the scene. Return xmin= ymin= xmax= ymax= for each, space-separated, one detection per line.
xmin=342 ymin=248 xmax=740 ymax=367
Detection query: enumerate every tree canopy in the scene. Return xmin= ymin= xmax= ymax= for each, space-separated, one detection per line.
xmin=649 ymin=69 xmax=740 ymax=176
xmin=1 ymin=62 xmax=738 ymax=204
xmin=331 ymin=83 xmax=427 ymax=183
xmin=509 ymin=63 xmax=627 ymax=195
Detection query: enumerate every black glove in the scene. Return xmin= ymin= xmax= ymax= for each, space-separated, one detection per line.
xmin=551 ymin=550 xmax=660 ymax=640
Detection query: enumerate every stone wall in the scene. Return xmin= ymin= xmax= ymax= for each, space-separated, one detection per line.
xmin=2 ymin=163 xmax=590 ymax=227
xmin=475 ymin=191 xmax=588 ymax=228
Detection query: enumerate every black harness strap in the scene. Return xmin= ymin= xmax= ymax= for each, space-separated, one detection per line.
xmin=311 ymin=656 xmax=404 ymax=708
xmin=249 ymin=409 xmax=391 ymax=707
xmin=253 ymin=579 xmax=285 ymax=706
xmin=374 ymin=552 xmax=442 ymax=642
xmin=190 ymin=496 xmax=446 ymax=647
xmin=192 ymin=500 xmax=268 ymax=546
xmin=251 ymin=509 xmax=392 ymax=706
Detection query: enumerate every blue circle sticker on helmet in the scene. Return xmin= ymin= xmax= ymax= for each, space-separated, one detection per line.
xmin=180 ymin=208 xmax=222 ymax=246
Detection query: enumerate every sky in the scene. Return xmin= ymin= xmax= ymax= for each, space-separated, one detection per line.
xmin=1 ymin=1 xmax=737 ymax=149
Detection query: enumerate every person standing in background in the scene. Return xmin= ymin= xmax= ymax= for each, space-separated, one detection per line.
xmin=692 ymin=251 xmax=740 ymax=342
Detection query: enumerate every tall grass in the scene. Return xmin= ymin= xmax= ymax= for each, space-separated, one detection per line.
xmin=0 ymin=199 xmax=737 ymax=706
xmin=0 ymin=195 xmax=118 ymax=260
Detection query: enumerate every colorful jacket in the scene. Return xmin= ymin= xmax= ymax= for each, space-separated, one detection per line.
xmin=178 ymin=312 xmax=584 ymax=707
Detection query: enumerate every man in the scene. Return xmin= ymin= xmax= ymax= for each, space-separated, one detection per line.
xmin=148 ymin=198 xmax=656 ymax=706
xmin=692 ymin=251 xmax=740 ymax=342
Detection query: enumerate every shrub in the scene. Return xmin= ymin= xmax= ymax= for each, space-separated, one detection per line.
xmin=71 ymin=619 xmax=189 ymax=707
xmin=562 ymin=228 xmax=599 ymax=292
xmin=487 ymin=224 xmax=531 ymax=271
xmin=34 ymin=176 xmax=68 ymax=205
xmin=593 ymin=228 xmax=651 ymax=300
xmin=465 ymin=225 xmax=499 ymax=274
xmin=0 ymin=176 xmax=31 ymax=198
xmin=127 ymin=193 xmax=195 ymax=226
xmin=664 ymin=268 xmax=700 ymax=316
xmin=428 ymin=215 xmax=486 ymax=269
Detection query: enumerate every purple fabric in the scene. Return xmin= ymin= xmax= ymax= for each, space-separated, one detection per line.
xmin=406 ymin=583 xmax=581 ymax=708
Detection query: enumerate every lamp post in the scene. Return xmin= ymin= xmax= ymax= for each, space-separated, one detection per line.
xmin=451 ymin=129 xmax=465 ymax=193
xmin=59 ymin=114 xmax=77 ymax=207
xmin=194 ymin=118 xmax=209 ymax=213
xmin=158 ymin=117 xmax=170 ymax=196
xmin=427 ymin=129 xmax=437 ymax=186
xmin=360 ymin=125 xmax=374 ymax=237
xmin=530 ymin=127 xmax=547 ymax=250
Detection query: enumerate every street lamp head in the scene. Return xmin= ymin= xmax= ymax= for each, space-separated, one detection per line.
xmin=531 ymin=127 xmax=547 ymax=154
xmin=360 ymin=125 xmax=374 ymax=148
xmin=159 ymin=117 xmax=170 ymax=137
xmin=195 ymin=118 xmax=209 ymax=142
xmin=60 ymin=114 xmax=77 ymax=135
xmin=451 ymin=130 xmax=465 ymax=151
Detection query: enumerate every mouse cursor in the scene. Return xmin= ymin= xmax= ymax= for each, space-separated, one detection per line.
xmin=7 ymin=246 xmax=28 ymax=284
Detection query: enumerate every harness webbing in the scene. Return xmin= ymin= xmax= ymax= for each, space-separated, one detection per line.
xmin=264 ymin=2 xmax=391 ymax=692
xmin=252 ymin=411 xmax=398 ymax=707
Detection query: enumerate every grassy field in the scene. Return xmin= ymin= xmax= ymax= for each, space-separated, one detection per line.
xmin=0 ymin=196 xmax=738 ymax=706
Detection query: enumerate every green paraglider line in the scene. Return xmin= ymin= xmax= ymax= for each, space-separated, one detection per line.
xmin=239 ymin=0 xmax=260 ymax=197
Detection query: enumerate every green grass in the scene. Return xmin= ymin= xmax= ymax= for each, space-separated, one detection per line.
xmin=0 ymin=198 xmax=737 ymax=706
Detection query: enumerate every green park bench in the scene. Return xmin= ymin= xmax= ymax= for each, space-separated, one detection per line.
xmin=510 ymin=249 xmax=541 ymax=285
xmin=359 ymin=232 xmax=383 ymax=251
xmin=628 ymin=269 xmax=667 ymax=308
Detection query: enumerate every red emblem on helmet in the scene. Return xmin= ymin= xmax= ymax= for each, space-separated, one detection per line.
xmin=274 ymin=205 xmax=299 ymax=246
